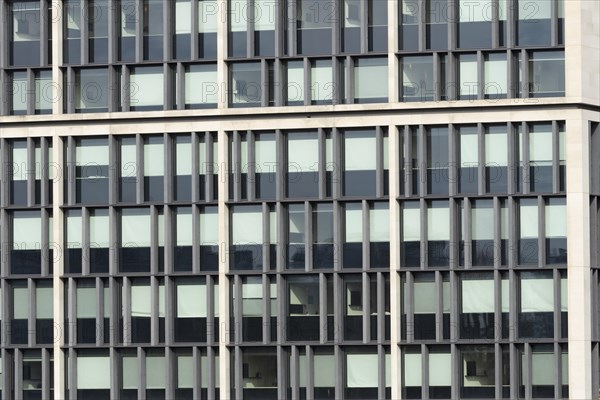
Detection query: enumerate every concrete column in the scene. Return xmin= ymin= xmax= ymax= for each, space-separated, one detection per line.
xmin=566 ymin=114 xmax=593 ymax=400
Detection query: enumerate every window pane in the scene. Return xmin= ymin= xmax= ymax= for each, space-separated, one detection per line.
xmin=462 ymin=279 xmax=494 ymax=312
xmin=428 ymin=202 xmax=449 ymax=241
xmin=130 ymin=66 xmax=164 ymax=109
xmin=286 ymin=61 xmax=305 ymax=105
xmin=77 ymin=287 xmax=96 ymax=318
xmin=311 ymin=59 xmax=333 ymax=104
xmin=459 ymin=54 xmax=478 ymax=100
xmin=521 ymin=274 xmax=553 ymax=312
xmin=484 ymin=53 xmax=507 ymax=98
xmin=77 ymin=357 xmax=110 ymax=389
xmin=36 ymin=286 xmax=53 ymax=319
xmin=177 ymin=283 xmax=207 ymax=317
xmin=402 ymin=56 xmax=434 ymax=101
xmin=370 ymin=204 xmax=389 ymax=242
xmin=146 ymin=355 xmax=166 ymax=389
xmin=122 ymin=209 xmax=151 ymax=247
xmin=232 ymin=205 xmax=262 ymax=243
xmin=231 ymin=62 xmax=262 ymax=106
xmin=185 ymin=64 xmax=218 ymax=106
xmin=347 ymin=354 xmax=378 ymax=387
xmin=11 ymin=72 xmax=28 ymax=114
xmin=530 ymin=51 xmax=565 ymax=97
xmin=13 ymin=211 xmax=41 ymax=249
xmin=354 ymin=58 xmax=388 ymax=103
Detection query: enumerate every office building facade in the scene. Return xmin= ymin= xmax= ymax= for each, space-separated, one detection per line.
xmin=0 ymin=0 xmax=598 ymax=399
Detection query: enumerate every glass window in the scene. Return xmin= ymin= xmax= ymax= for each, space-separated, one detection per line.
xmin=458 ymin=0 xmax=493 ymax=48
xmin=346 ymin=353 xmax=378 ymax=389
xmin=73 ymin=68 xmax=109 ymax=113
xmin=199 ymin=0 xmax=218 ymax=58
xmin=144 ymin=136 xmax=164 ymax=202
xmin=427 ymin=127 xmax=449 ymax=195
xmin=177 ymin=353 xmax=194 ymax=395
xmin=403 ymin=350 xmax=421 ymax=398
xmin=229 ymin=0 xmax=248 ymax=57
xmin=402 ymin=56 xmax=434 ymax=102
xmin=231 ymin=62 xmax=262 ymax=107
xmin=413 ymin=274 xmax=436 ymax=340
xmin=122 ymin=353 xmax=139 ymax=395
xmin=461 ymin=274 xmax=495 ymax=339
xmin=297 ymin=0 xmax=332 ymax=55
xmin=10 ymin=140 xmax=28 ymax=204
xmin=344 ymin=204 xmax=363 ymax=269
xmin=35 ymin=70 xmax=52 ymax=114
xmin=401 ymin=0 xmax=419 ymax=50
xmin=286 ymin=60 xmax=305 ymax=105
xmin=10 ymin=1 xmax=41 ymax=66
xmin=11 ymin=71 xmax=28 ymax=115
xmin=429 ymin=350 xmax=451 ymax=398
xmin=484 ymin=53 xmax=508 ymax=99
xmin=428 ymin=201 xmax=450 ymax=266
xmin=36 ymin=283 xmax=53 ymax=343
xmin=77 ymin=356 xmax=110 ymax=390
xmin=254 ymin=0 xmax=276 ymax=56
xmin=529 ymin=123 xmax=553 ymax=192
xmin=288 ymin=204 xmax=306 ymax=269
xmin=402 ymin=202 xmax=420 ymax=268
xmin=146 ymin=353 xmax=166 ymax=395
xmin=517 ymin=0 xmax=551 ymax=46
xmin=12 ymin=211 xmax=42 ymax=274
xmin=64 ymin=0 xmax=82 ymax=63
xmin=288 ymin=275 xmax=320 ymax=340
xmin=175 ymin=280 xmax=207 ymax=342
xmin=530 ymin=51 xmax=565 ymax=97
xmin=129 ymin=66 xmax=164 ymax=111
xmin=120 ymin=209 xmax=151 ymax=272
xmin=12 ymin=284 xmax=29 ymax=344
xmin=185 ymin=64 xmax=218 ymax=108
xmin=254 ymin=133 xmax=277 ymax=199
xmin=287 ymin=132 xmax=319 ymax=198
xmin=174 ymin=207 xmax=193 ymax=270
xmin=311 ymin=59 xmax=334 ymax=105
xmin=143 ymin=0 xmax=163 ymax=60
xmin=459 ymin=54 xmax=478 ymax=100
xmin=354 ymin=58 xmax=388 ymax=103
xmin=231 ymin=205 xmax=263 ymax=270
xmin=545 ymin=198 xmax=567 ymax=264
xmin=89 ymin=0 xmax=109 ymax=63
xmin=459 ymin=126 xmax=478 ymax=194
xmin=370 ymin=203 xmax=390 ymax=268
xmin=485 ymin=125 xmax=508 ymax=193
xmin=75 ymin=138 xmax=109 ymax=204
xmin=530 ymin=347 xmax=555 ymax=398
xmin=461 ymin=346 xmax=495 ymax=398
xmin=368 ymin=0 xmax=387 ymax=52
xmin=520 ymin=272 xmax=554 ymax=338
xmin=119 ymin=137 xmax=137 ymax=203
xmin=174 ymin=0 xmax=192 ymax=59
xmin=313 ymin=204 xmax=334 ymax=269
xmin=65 ymin=210 xmax=83 ymax=274
xmin=343 ymin=0 xmax=361 ymax=53
xmin=519 ymin=198 xmax=539 ymax=265
xmin=344 ymin=130 xmax=377 ymax=196
xmin=425 ymin=0 xmax=448 ymax=50
xmin=119 ymin=0 xmax=137 ymax=62
xmin=472 ymin=199 xmax=494 ymax=266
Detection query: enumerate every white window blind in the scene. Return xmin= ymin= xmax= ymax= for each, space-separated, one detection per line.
xmin=355 ymin=59 xmax=388 ymax=100
xmin=146 ymin=356 xmax=166 ymax=389
xmin=344 ymin=0 xmax=361 ymax=28
xmin=13 ymin=287 xmax=28 ymax=319
xmin=36 ymin=287 xmax=53 ymax=319
xmin=545 ymin=203 xmax=566 ymax=238
xmin=176 ymin=209 xmax=193 ymax=246
xmin=429 ymin=353 xmax=451 ymax=386
xmin=313 ymin=355 xmax=335 ymax=387
xmin=312 ymin=61 xmax=333 ymax=102
xmin=287 ymin=62 xmax=305 ymax=103
xmin=462 ymin=279 xmax=495 ymax=313
xmin=131 ymin=285 xmax=151 ymax=317
xmin=90 ymin=213 xmax=109 ymax=248
xmin=77 ymin=357 xmax=110 ymax=389
xmin=175 ymin=0 xmax=192 ymax=34
xmin=144 ymin=140 xmax=164 ymax=176
xmin=120 ymin=140 xmax=137 ymax=178
xmin=531 ymin=352 xmax=554 ymax=385
xmin=177 ymin=284 xmax=207 ymax=317
xmin=502 ymin=279 xmax=509 ymax=313
xmin=254 ymin=0 xmax=275 ymax=30
xmin=460 ymin=131 xmax=478 ymax=165
xmin=472 ymin=206 xmax=494 ymax=240
xmin=404 ymin=353 xmax=421 ymax=387
xmin=122 ymin=211 xmax=151 ymax=247
xmin=230 ymin=0 xmax=247 ymax=32
xmin=518 ymin=0 xmax=551 ymax=20
xmin=199 ymin=0 xmax=218 ymax=33
xmin=76 ymin=142 xmax=109 ymax=166
xmin=288 ymin=134 xmax=319 ymax=172
xmin=521 ymin=278 xmax=554 ymax=312
xmin=232 ymin=207 xmax=262 ymax=244
xmin=123 ymin=356 xmax=139 ymax=389
xmin=255 ymin=136 xmax=276 ymax=173
xmin=459 ymin=0 xmax=493 ymax=21
xmin=67 ymin=212 xmax=83 ymax=248
xmin=403 ymin=206 xmax=420 ymax=241
xmin=485 ymin=131 xmax=508 ymax=166
xmin=176 ymin=141 xmax=192 ymax=176
xmin=178 ymin=356 xmax=194 ymax=388
xmin=414 ymin=281 xmax=436 ymax=314
xmin=345 ymin=133 xmax=377 ymax=171
xmin=529 ymin=129 xmax=553 ymax=162
xmin=13 ymin=212 xmax=41 ymax=250
xmin=459 ymin=55 xmax=478 ymax=97
xmin=345 ymin=206 xmax=363 ymax=243
xmin=520 ymin=202 xmax=538 ymax=239
xmin=185 ymin=66 xmax=218 ymax=104
xmin=242 ymin=280 xmax=263 ymax=316
xmin=347 ymin=354 xmax=378 ymax=388
xmin=299 ymin=353 xmax=307 ymax=387
xmin=370 ymin=206 xmax=389 ymax=242
xmin=485 ymin=54 xmax=508 ymax=95
xmin=77 ymin=287 xmax=96 ymax=318
xmin=201 ymin=208 xmax=218 ymax=244
xmin=12 ymin=144 xmax=28 ymax=181
xmin=428 ymin=206 xmax=449 ymax=241
xmin=130 ymin=68 xmax=164 ymax=107
xmin=35 ymin=72 xmax=52 ymax=111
